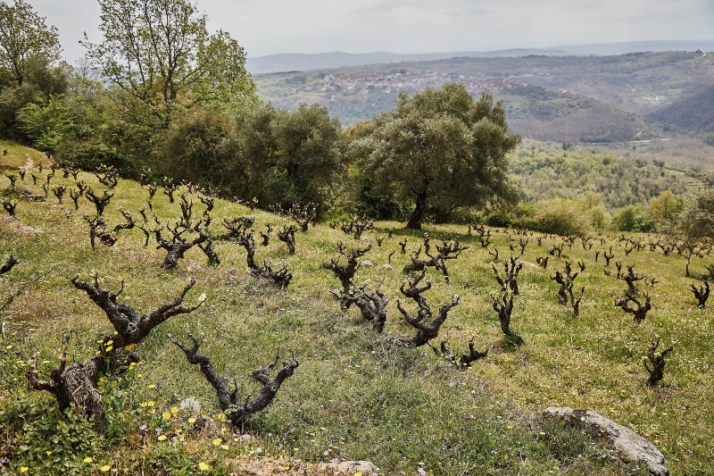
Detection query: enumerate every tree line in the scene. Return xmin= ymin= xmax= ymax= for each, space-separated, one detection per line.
xmin=0 ymin=0 xmax=523 ymax=230
xmin=1 ymin=0 xmax=711 ymax=237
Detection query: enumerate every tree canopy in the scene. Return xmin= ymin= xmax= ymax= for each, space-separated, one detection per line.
xmin=0 ymin=0 xmax=61 ymax=87
xmin=350 ymin=84 xmax=521 ymax=229
xmin=82 ymin=0 xmax=256 ymax=126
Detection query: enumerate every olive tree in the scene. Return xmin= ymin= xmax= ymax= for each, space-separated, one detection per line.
xmin=350 ymin=84 xmax=521 ymax=229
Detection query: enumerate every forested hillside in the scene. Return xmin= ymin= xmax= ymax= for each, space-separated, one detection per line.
xmin=650 ymin=85 xmax=714 ymax=133
xmin=254 ymin=50 xmax=714 ymax=141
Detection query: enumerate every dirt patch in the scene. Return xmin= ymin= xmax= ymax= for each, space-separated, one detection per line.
xmin=20 ymin=157 xmax=34 ymax=171
xmin=0 ymin=216 xmax=41 ymax=235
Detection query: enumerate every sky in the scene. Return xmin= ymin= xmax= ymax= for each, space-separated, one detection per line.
xmin=25 ymin=0 xmax=714 ymax=62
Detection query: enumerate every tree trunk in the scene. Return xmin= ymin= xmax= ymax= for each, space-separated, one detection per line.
xmin=407 ymin=192 xmax=428 ymax=230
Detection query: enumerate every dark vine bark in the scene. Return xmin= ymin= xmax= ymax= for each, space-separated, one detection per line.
xmin=397 ymin=271 xmax=459 ymax=347
xmin=169 ymin=332 xmax=298 ymax=428
xmin=644 ymin=335 xmax=674 ymax=387
xmin=26 ymin=276 xmax=204 ymax=433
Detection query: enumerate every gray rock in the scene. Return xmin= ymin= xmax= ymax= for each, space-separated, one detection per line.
xmin=543 ymin=406 xmax=669 ymax=476
xmin=319 ymin=460 xmax=379 ymax=475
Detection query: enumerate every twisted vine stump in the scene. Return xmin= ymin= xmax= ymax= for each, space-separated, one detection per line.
xmin=236 ymin=231 xmax=292 ymax=289
xmin=332 ymin=280 xmax=389 ymax=333
xmin=277 ymin=225 xmax=297 ymax=254
xmin=437 ymin=336 xmax=488 ymax=369
xmin=169 ymin=332 xmax=298 ymax=428
xmin=491 ymin=291 xmax=523 ymax=345
xmin=26 ymin=276 xmax=205 ymax=433
xmin=492 ymin=256 xmax=522 ymax=295
xmin=154 ymin=221 xmax=209 ymax=269
xmin=645 ymin=335 xmax=675 ymax=387
xmin=397 ymin=271 xmax=459 ymax=347
xmin=615 ymin=292 xmax=652 ymax=323
xmin=689 ymin=281 xmax=709 ymax=309
xmin=323 ymin=243 xmax=371 ymax=292
xmin=0 ymin=255 xmax=18 ymax=274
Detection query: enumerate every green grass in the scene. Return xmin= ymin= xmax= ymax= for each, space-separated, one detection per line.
xmin=0 ymin=143 xmax=713 ymax=474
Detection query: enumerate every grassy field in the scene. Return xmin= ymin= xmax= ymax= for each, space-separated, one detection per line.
xmin=0 ymin=140 xmax=712 ymax=475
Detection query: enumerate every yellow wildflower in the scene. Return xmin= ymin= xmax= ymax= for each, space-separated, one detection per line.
xmin=188 ymin=417 xmax=196 ymax=424
xmin=198 ymin=462 xmax=210 ymax=471
xmin=171 ymin=406 xmax=179 ymax=415
xmin=162 ymin=412 xmax=171 ymax=420
xmin=19 ymin=467 xmax=28 ymax=473
xmin=100 ymin=465 xmax=112 ymax=472
xmin=212 ymin=437 xmax=222 ymax=446
xmin=125 ymin=343 xmax=136 ymax=351
xmin=221 ymin=444 xmax=229 ymax=450
xmin=158 ymin=435 xmax=167 ymax=441
xmin=84 ymin=457 xmax=93 ymax=463
xmin=105 ymin=346 xmax=113 ymax=352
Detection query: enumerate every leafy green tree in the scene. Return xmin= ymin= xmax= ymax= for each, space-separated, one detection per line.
xmin=649 ymin=190 xmax=681 ymax=222
xmin=588 ymin=206 xmax=611 ymax=231
xmin=82 ymin=0 xmax=255 ymax=126
xmin=350 ymin=84 xmax=521 ymax=229
xmin=16 ymin=95 xmax=73 ymax=154
xmin=580 ymin=191 xmax=604 ymax=209
xmin=668 ymin=191 xmax=714 ymax=276
xmin=157 ymin=108 xmax=240 ymax=191
xmin=613 ymin=205 xmax=654 ymax=232
xmin=0 ymin=0 xmax=61 ymax=87
xmin=268 ymin=104 xmax=344 ymax=205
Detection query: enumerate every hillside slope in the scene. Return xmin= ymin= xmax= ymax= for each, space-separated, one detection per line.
xmin=0 ymin=143 xmax=713 ymax=474
xmin=255 ymin=51 xmax=714 ymax=140
xmin=649 ymin=85 xmax=714 ymax=132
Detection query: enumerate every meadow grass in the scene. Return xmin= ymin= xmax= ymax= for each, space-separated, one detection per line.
xmin=0 ymin=141 xmax=711 ymax=475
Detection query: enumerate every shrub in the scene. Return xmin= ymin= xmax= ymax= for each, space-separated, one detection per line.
xmin=517 ymin=199 xmax=592 ymax=235
xmin=613 ymin=205 xmax=655 ymax=232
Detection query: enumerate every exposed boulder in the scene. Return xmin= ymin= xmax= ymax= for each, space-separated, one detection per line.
xmin=543 ymin=406 xmax=668 ymax=476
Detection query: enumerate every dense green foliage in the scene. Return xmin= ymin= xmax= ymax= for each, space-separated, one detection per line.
xmin=350 ymin=85 xmax=520 ymax=228
xmin=0 ymin=0 xmax=61 ymax=86
xmin=510 ymin=141 xmax=696 ymax=210
xmin=82 ymin=0 xmax=255 ymax=126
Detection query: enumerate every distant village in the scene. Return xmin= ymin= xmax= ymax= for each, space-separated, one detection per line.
xmin=301 ymin=71 xmax=530 ymax=98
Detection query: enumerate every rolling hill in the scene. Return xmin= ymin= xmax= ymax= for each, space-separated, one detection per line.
xmin=649 ymin=85 xmax=714 ymax=133
xmin=255 ymin=51 xmax=714 ymax=142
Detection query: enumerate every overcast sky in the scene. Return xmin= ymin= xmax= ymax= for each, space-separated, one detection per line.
xmin=26 ymin=0 xmax=714 ymax=61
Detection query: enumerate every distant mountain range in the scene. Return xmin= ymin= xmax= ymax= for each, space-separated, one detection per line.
xmin=253 ymin=49 xmax=714 ymax=143
xmin=247 ymin=40 xmax=714 ymax=74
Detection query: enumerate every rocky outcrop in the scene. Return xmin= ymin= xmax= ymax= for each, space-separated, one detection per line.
xmin=543 ymin=407 xmax=668 ymax=476
xmin=318 ymin=460 xmax=379 ymax=475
